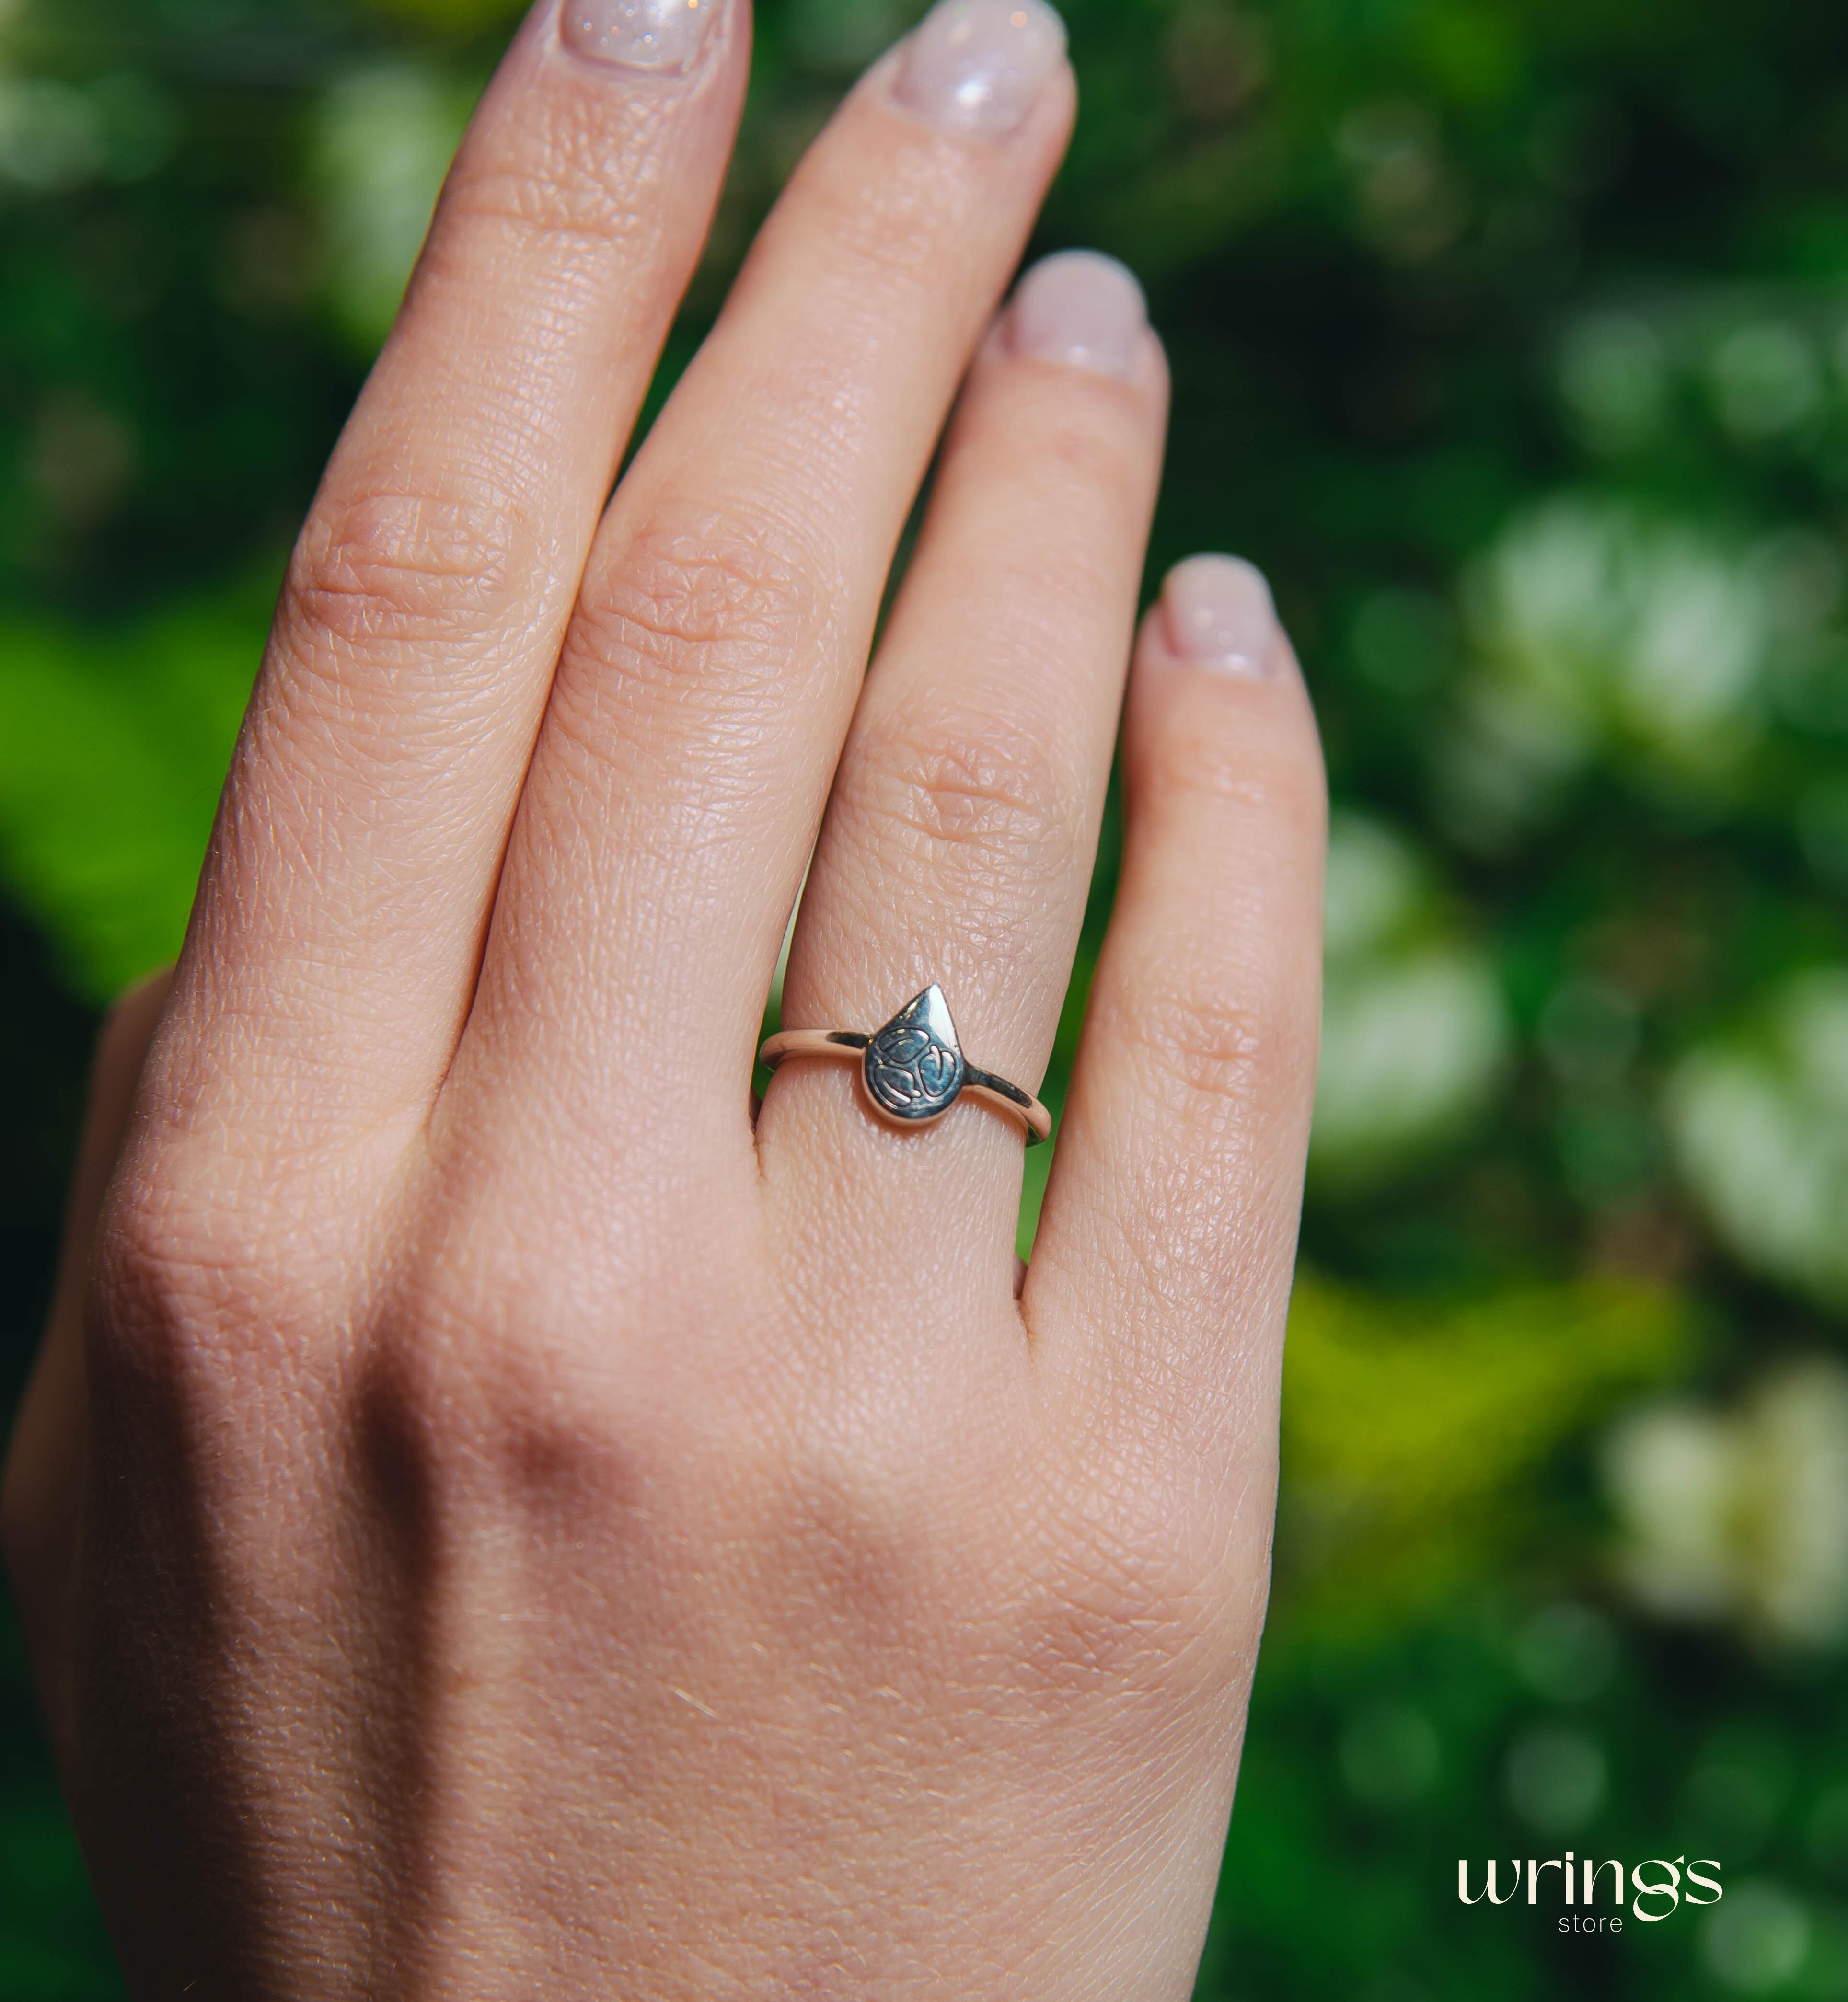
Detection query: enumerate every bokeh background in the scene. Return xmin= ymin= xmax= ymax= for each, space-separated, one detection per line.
xmin=4 ymin=0 xmax=1848 ymax=1992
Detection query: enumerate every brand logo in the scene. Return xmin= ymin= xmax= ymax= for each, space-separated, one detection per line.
xmin=1458 ymin=1856 xmax=1722 ymax=1932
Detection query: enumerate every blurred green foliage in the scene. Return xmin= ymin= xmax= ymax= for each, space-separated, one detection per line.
xmin=5 ymin=0 xmax=1848 ymax=1994
xmin=1281 ymin=1274 xmax=1690 ymax=1632
xmin=0 ymin=574 xmax=276 ymax=995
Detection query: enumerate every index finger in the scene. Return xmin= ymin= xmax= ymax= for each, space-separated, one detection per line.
xmin=158 ymin=0 xmax=751 ymax=1158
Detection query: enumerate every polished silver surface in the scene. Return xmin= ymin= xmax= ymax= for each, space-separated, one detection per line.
xmin=760 ymin=985 xmax=1052 ymax=1145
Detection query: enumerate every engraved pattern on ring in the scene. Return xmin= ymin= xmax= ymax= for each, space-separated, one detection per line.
xmin=862 ymin=987 xmax=967 ymax=1123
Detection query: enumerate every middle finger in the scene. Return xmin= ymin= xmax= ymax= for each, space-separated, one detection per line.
xmin=453 ymin=0 xmax=1076 ymax=1181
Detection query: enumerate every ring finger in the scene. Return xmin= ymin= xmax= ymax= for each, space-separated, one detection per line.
xmin=761 ymin=251 xmax=1168 ymax=1335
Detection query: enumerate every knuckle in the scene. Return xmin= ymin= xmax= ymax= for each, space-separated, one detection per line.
xmin=89 ymin=1168 xmax=262 ymax=1389
xmin=1037 ymin=407 xmax=1148 ymax=497
xmin=1139 ymin=723 xmax=1328 ymax=843
xmin=569 ymin=507 xmax=814 ymax=711
xmin=280 ymin=486 xmax=537 ymax=662
xmin=737 ymin=1433 xmax=950 ymax=1639
xmin=87 ymin=1134 xmax=362 ymax=1397
xmin=432 ymin=81 xmax=667 ymax=263
xmin=358 ymin=1211 xmax=746 ymax=1518
xmin=847 ymin=709 xmax=1079 ymax=897
xmin=1016 ymin=1458 xmax=1260 ymax=1695
xmin=1109 ymin=984 xmax=1272 ymax=1118
xmin=348 ymin=1310 xmax=647 ymax=1553
xmin=438 ymin=156 xmax=642 ymax=260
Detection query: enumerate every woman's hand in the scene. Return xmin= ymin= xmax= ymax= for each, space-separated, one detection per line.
xmin=1 ymin=0 xmax=1325 ymax=1993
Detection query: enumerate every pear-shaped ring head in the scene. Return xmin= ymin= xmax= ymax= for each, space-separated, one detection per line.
xmin=862 ymin=985 xmax=967 ymax=1125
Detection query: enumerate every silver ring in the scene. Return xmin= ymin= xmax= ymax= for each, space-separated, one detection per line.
xmin=759 ymin=985 xmax=1052 ymax=1146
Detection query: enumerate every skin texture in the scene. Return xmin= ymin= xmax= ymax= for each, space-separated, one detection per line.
xmin=0 ymin=1 xmax=1326 ymax=1996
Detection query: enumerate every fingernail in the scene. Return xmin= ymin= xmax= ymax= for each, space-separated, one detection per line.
xmin=561 ymin=0 xmax=722 ymax=72
xmin=1162 ymin=555 xmax=1278 ymax=678
xmin=1007 ymin=251 xmax=1147 ymax=379
xmin=894 ymin=0 xmax=1067 ymax=138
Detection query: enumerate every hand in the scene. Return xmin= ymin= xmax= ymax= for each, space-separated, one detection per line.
xmin=1 ymin=0 xmax=1324 ymax=1993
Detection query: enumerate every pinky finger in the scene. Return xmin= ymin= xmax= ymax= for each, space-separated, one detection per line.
xmin=1027 ymin=557 xmax=1326 ymax=1467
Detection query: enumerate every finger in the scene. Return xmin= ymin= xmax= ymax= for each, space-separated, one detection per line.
xmin=1028 ymin=558 xmax=1326 ymax=1461
xmin=454 ymin=0 xmax=1078 ymax=1173
xmin=2 ymin=968 xmax=174 ymax=1746
xmin=166 ymin=0 xmax=750 ymax=1150
xmin=760 ymin=253 xmax=1167 ymax=1335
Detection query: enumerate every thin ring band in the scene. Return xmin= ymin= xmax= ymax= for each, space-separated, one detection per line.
xmin=759 ymin=986 xmax=1052 ymax=1146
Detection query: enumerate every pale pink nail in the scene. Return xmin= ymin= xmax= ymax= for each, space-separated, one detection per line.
xmin=561 ymin=0 xmax=722 ymax=71
xmin=1007 ymin=251 xmax=1146 ymax=380
xmin=894 ymin=0 xmax=1067 ymax=138
xmin=1162 ymin=555 xmax=1278 ymax=678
